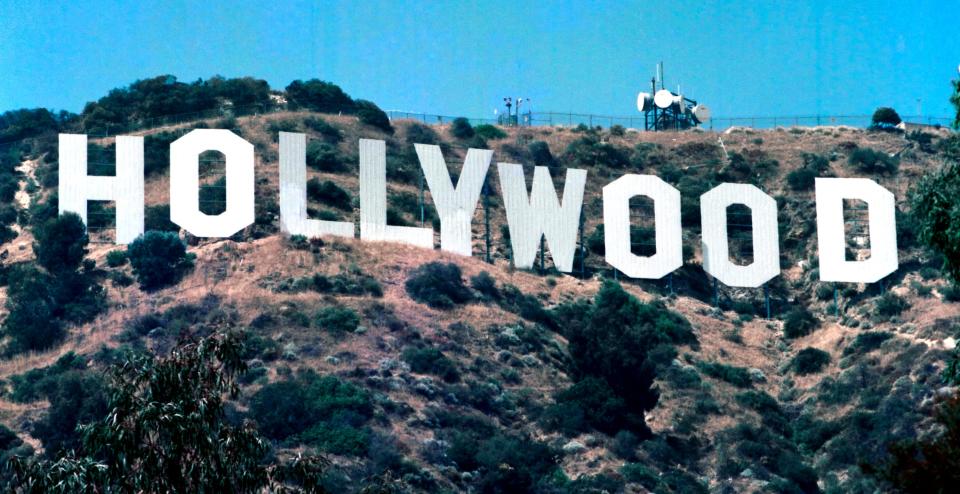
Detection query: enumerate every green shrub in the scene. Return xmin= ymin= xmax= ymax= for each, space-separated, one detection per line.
xmin=306 ymin=178 xmax=352 ymax=210
xmin=849 ymin=147 xmax=898 ymax=174
xmin=842 ymin=331 xmax=893 ymax=356
xmin=404 ymin=122 xmax=440 ymax=145
xmin=792 ymin=348 xmax=831 ymax=375
xmin=402 ymin=346 xmax=460 ymax=382
xmin=145 ymin=204 xmax=179 ymax=232
xmin=355 ymin=99 xmax=393 ymax=134
xmin=305 ymin=141 xmax=347 ymax=172
xmin=33 ymin=212 xmax=88 ymax=274
xmin=449 ymin=117 xmax=474 ymax=139
xmin=127 ymin=231 xmax=194 ymax=290
xmin=303 ymin=116 xmax=342 ymax=143
xmin=871 ymin=107 xmax=901 ymax=129
xmin=249 ymin=371 xmax=373 ymax=455
xmin=697 ymin=361 xmax=753 ymax=388
xmin=528 ymin=141 xmax=557 ymax=167
xmin=470 ymin=271 xmax=500 ymax=300
xmin=542 ymin=377 xmax=637 ymax=435
xmin=910 ymin=160 xmax=960 ymax=283
xmin=787 ymin=167 xmax=817 ymax=191
xmin=784 ymin=307 xmax=818 ymax=338
xmin=284 ymin=79 xmax=355 ymax=113
xmin=314 ymin=306 xmax=360 ymax=334
xmin=609 ymin=124 xmax=626 ymax=137
xmin=473 ymin=124 xmax=507 ymax=140
xmin=2 ymin=265 xmax=64 ymax=353
xmin=105 ymin=249 xmax=127 ymax=267
xmin=405 ymin=262 xmax=473 ymax=309
xmin=875 ymin=292 xmax=908 ymax=317
xmin=943 ymin=283 xmax=960 ymax=302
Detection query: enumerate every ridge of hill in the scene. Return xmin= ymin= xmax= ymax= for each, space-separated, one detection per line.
xmin=1 ymin=107 xmax=959 ymax=493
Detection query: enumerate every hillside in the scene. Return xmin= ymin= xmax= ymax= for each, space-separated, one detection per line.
xmin=1 ymin=103 xmax=960 ymax=493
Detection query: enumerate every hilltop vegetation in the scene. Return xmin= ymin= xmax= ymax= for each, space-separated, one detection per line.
xmin=0 ymin=76 xmax=959 ymax=492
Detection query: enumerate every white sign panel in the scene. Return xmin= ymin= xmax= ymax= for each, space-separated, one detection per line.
xmin=700 ymin=183 xmax=780 ymax=288
xmin=603 ymin=174 xmax=683 ymax=279
xmin=359 ymin=139 xmax=433 ymax=248
xmin=278 ymin=132 xmax=354 ymax=238
xmin=497 ymin=164 xmax=586 ymax=272
xmin=169 ymin=129 xmax=254 ymax=237
xmin=59 ymin=134 xmax=145 ymax=244
xmin=815 ymin=177 xmax=898 ymax=283
xmin=414 ymin=143 xmax=492 ymax=256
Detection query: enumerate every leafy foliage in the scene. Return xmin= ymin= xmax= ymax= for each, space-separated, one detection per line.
xmin=250 ymin=370 xmax=373 ymax=455
xmin=10 ymin=333 xmax=330 ymax=493
xmin=126 ymin=231 xmax=194 ymax=290
xmin=848 ymin=147 xmax=898 ymax=174
xmin=449 ymin=117 xmax=474 ymax=139
xmin=910 ymin=160 xmax=960 ymax=283
xmin=870 ymin=107 xmax=902 ymax=129
xmin=314 ymin=306 xmax=360 ymax=334
xmin=792 ymin=348 xmax=831 ymax=375
xmin=307 ymin=178 xmax=352 ymax=210
xmin=784 ymin=307 xmax=819 ymax=338
xmin=401 ymin=346 xmax=460 ymax=383
xmin=405 ymin=262 xmax=473 ymax=309
xmin=355 ymin=100 xmax=393 ymax=134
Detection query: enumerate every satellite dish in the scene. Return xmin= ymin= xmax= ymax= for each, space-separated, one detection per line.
xmin=654 ymin=89 xmax=675 ymax=109
xmin=691 ymin=104 xmax=711 ymax=123
xmin=637 ymin=92 xmax=653 ymax=112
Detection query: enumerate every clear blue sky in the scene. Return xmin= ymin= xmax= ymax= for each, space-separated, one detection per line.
xmin=1 ymin=0 xmax=958 ymax=120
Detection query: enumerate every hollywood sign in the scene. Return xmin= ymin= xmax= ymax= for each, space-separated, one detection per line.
xmin=58 ymin=130 xmax=898 ymax=288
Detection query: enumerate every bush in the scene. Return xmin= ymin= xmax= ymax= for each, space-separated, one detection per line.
xmin=842 ymin=331 xmax=893 ymax=356
xmin=284 ymin=79 xmax=355 ymax=113
xmin=609 ymin=124 xmax=626 ymax=136
xmin=696 ymin=361 xmax=753 ymax=388
xmin=250 ymin=371 xmax=373 ymax=455
xmin=305 ymin=141 xmax=347 ymax=172
xmin=2 ymin=265 xmax=64 ymax=353
xmin=871 ymin=107 xmax=902 ymax=129
xmin=449 ymin=117 xmax=474 ymax=139
xmin=33 ymin=212 xmax=88 ymax=274
xmin=402 ymin=346 xmax=460 ymax=382
xmin=306 ymin=178 xmax=352 ymax=210
xmin=526 ymin=141 xmax=555 ymax=168
xmin=875 ymin=292 xmax=908 ymax=317
xmin=473 ymin=124 xmax=507 ymax=140
xmin=303 ymin=116 xmax=342 ymax=143
xmin=792 ymin=348 xmax=831 ymax=375
xmin=355 ymin=99 xmax=393 ymax=134
xmin=144 ymin=204 xmax=179 ymax=232
xmin=314 ymin=306 xmax=360 ymax=334
xmin=105 ymin=249 xmax=127 ymax=267
xmin=542 ymin=377 xmax=636 ymax=435
xmin=787 ymin=167 xmax=817 ymax=191
xmin=849 ymin=147 xmax=899 ymax=174
xmin=126 ymin=231 xmax=194 ymax=290
xmin=405 ymin=262 xmax=473 ymax=309
xmin=911 ymin=160 xmax=960 ymax=283
xmin=31 ymin=371 xmax=108 ymax=457
xmin=784 ymin=307 xmax=819 ymax=338
xmin=470 ymin=271 xmax=500 ymax=300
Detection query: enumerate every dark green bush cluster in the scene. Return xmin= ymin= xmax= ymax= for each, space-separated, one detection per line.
xmin=306 ymin=178 xmax=352 ymax=210
xmin=870 ymin=107 xmax=901 ymax=130
xmin=250 ymin=370 xmax=373 ymax=455
xmin=528 ymin=141 xmax=557 ymax=167
xmin=126 ymin=231 xmax=195 ymax=290
xmin=470 ymin=271 xmax=500 ymax=300
xmin=792 ymin=347 xmax=831 ymax=375
xmin=402 ymin=346 xmax=460 ymax=383
xmin=105 ymin=249 xmax=127 ymax=267
xmin=303 ymin=116 xmax=342 ymax=143
xmin=875 ymin=291 xmax=908 ymax=317
xmin=849 ymin=147 xmax=898 ymax=174
xmin=473 ymin=124 xmax=507 ymax=140
xmin=312 ymin=271 xmax=382 ymax=297
xmin=500 ymin=283 xmax=555 ymax=328
xmin=842 ymin=331 xmax=893 ymax=356
xmin=564 ymin=135 xmax=631 ymax=168
xmin=548 ymin=282 xmax=695 ymax=438
xmin=449 ymin=117 xmax=474 ymax=139
xmin=3 ymin=214 xmax=106 ymax=353
xmin=696 ymin=361 xmax=753 ymax=388
xmin=314 ymin=306 xmax=360 ymax=334
xmin=717 ymin=423 xmax=820 ymax=494
xmin=405 ymin=262 xmax=473 ymax=309
xmin=305 ymin=141 xmax=348 ymax=172
xmin=355 ymin=99 xmax=393 ymax=134
xmin=787 ymin=153 xmax=830 ymax=191
xmin=784 ymin=307 xmax=819 ymax=338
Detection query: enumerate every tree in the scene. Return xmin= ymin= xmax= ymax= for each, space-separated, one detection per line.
xmin=2 ymin=265 xmax=63 ymax=353
xmin=33 ymin=212 xmax=88 ymax=274
xmin=449 ymin=117 xmax=474 ymax=139
xmin=871 ymin=107 xmax=902 ymax=130
xmin=126 ymin=231 xmax=194 ymax=290
xmin=404 ymin=262 xmax=473 ymax=309
xmin=284 ymin=79 xmax=355 ymax=114
xmin=910 ymin=160 xmax=960 ymax=283
xmin=564 ymin=282 xmax=695 ymax=438
xmin=9 ymin=333 xmax=330 ymax=493
xmin=951 ymin=76 xmax=959 ymax=129
xmin=355 ymin=100 xmax=393 ymax=134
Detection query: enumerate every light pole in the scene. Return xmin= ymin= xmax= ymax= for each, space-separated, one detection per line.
xmin=503 ymin=97 xmax=513 ymax=126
